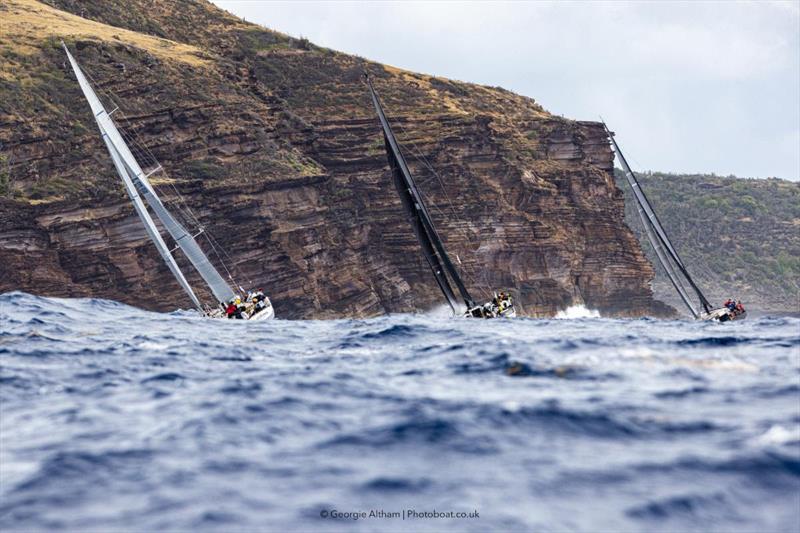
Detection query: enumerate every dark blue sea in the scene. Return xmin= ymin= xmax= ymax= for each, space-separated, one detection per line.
xmin=1 ymin=291 xmax=798 ymax=532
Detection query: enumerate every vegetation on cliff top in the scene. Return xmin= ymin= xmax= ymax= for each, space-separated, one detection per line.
xmin=1 ymin=0 xmax=551 ymax=204
xmin=617 ymin=171 xmax=800 ymax=313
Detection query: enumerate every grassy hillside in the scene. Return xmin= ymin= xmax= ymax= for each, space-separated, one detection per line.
xmin=617 ymin=171 xmax=800 ymax=313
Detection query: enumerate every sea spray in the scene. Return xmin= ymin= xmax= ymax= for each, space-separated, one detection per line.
xmin=555 ymin=305 xmax=601 ymax=319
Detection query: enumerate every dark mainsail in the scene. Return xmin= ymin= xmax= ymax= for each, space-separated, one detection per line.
xmin=604 ymin=123 xmax=712 ymax=316
xmin=366 ymin=75 xmax=475 ymax=313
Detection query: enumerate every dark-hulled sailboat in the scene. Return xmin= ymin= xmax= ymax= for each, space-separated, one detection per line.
xmin=366 ymin=75 xmax=514 ymax=318
xmin=604 ymin=123 xmax=745 ymax=322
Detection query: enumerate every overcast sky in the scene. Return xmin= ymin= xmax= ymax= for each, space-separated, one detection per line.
xmin=213 ymin=0 xmax=800 ymax=180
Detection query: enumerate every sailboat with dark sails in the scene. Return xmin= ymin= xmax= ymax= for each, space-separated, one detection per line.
xmin=603 ymin=123 xmax=745 ymax=322
xmin=63 ymin=44 xmax=274 ymax=320
xmin=366 ymin=74 xmax=514 ymax=318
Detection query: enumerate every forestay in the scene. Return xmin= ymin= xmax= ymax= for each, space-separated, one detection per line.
xmin=64 ymin=44 xmax=236 ymax=306
xmin=366 ymin=75 xmax=475 ymax=314
xmin=605 ymin=123 xmax=712 ymax=316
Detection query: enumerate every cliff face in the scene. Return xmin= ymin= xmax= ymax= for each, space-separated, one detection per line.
xmin=0 ymin=0 xmax=674 ymax=318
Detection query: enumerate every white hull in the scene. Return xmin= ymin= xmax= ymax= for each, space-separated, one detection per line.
xmin=698 ymin=307 xmax=746 ymax=323
xmin=207 ymin=297 xmax=275 ymax=321
xmin=498 ymin=307 xmax=516 ymax=318
xmin=247 ymin=301 xmax=275 ymax=321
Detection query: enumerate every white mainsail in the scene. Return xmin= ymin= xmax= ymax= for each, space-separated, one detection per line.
xmin=102 ymin=134 xmax=204 ymax=311
xmin=64 ymin=44 xmax=236 ymax=307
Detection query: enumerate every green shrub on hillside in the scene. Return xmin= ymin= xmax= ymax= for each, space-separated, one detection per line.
xmin=616 ymin=171 xmax=800 ymax=312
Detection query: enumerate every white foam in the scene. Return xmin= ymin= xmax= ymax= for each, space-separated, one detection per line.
xmin=755 ymin=425 xmax=800 ymax=446
xmin=138 ymin=341 xmax=168 ymax=351
xmin=555 ymin=305 xmax=601 ymax=319
xmin=425 ymin=304 xmax=457 ymax=318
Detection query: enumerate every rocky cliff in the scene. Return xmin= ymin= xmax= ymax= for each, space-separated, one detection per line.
xmin=0 ymin=0 xmax=673 ymax=318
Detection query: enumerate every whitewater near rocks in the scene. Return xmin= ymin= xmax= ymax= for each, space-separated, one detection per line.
xmin=0 ymin=292 xmax=798 ymax=531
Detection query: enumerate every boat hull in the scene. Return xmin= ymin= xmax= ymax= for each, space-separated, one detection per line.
xmin=465 ymin=303 xmax=516 ymax=319
xmin=207 ymin=297 xmax=275 ymax=320
xmin=698 ymin=307 xmax=746 ymax=322
xmin=247 ymin=302 xmax=275 ymax=321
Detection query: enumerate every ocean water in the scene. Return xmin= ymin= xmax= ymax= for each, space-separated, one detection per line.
xmin=1 ymin=291 xmax=798 ymax=532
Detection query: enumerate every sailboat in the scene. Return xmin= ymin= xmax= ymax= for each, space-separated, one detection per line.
xmin=366 ymin=74 xmax=515 ymax=319
xmin=604 ymin=123 xmax=745 ymax=322
xmin=63 ymin=44 xmax=274 ymax=320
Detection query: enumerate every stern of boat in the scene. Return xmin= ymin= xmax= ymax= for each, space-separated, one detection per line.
xmin=247 ymin=297 xmax=275 ymax=321
xmin=699 ymin=307 xmax=747 ymax=322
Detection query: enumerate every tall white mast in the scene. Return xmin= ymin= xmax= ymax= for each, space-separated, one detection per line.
xmin=64 ymin=44 xmax=237 ymax=307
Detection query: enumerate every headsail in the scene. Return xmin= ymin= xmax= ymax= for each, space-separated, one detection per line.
xmin=102 ymin=123 xmax=204 ymax=311
xmin=605 ymin=123 xmax=712 ymax=315
xmin=366 ymin=75 xmax=475 ymax=313
xmin=64 ymin=44 xmax=236 ymax=306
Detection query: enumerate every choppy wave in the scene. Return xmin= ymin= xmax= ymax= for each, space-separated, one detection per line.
xmin=0 ymin=291 xmax=798 ymax=532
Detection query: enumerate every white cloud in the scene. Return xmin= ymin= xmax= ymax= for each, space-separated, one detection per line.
xmin=214 ymin=0 xmax=800 ymax=180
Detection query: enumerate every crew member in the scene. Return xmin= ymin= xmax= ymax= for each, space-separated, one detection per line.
xmin=233 ymin=296 xmax=246 ymax=319
xmin=252 ymin=288 xmax=266 ymax=310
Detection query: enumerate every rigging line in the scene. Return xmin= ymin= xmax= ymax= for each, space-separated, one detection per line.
xmin=612 ymin=135 xmax=711 ymax=312
xmin=414 ymin=186 xmax=492 ymax=300
xmin=111 ymin=121 xmax=216 ymax=256
xmin=392 ymin=120 xmax=493 ymax=293
xmin=398 ymin=137 xmax=483 ymax=292
xmin=158 ymin=183 xmax=244 ymax=288
xmin=397 ymin=147 xmax=491 ymax=298
xmin=395 ymin=120 xmax=471 ymax=234
xmin=205 ymin=229 xmax=253 ymax=287
xmin=394 ymin=122 xmax=474 ymax=235
xmin=79 ymin=61 xmax=243 ymax=288
xmin=330 ymin=78 xmax=510 ymax=302
xmin=81 ymin=64 xmax=177 ymax=184
xmin=320 ymin=76 xmax=485 ymax=296
xmin=201 ymin=231 xmax=240 ymax=288
xmin=75 ymin=57 xmax=258 ymax=302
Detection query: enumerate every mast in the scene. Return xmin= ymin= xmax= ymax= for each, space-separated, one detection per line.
xmin=605 ymin=123 xmax=712 ymax=314
xmin=102 ymin=123 xmax=204 ymax=311
xmin=634 ymin=190 xmax=698 ymax=318
xmin=64 ymin=44 xmax=237 ymax=306
xmin=366 ymin=75 xmax=475 ymax=311
xmin=384 ymin=127 xmax=461 ymax=314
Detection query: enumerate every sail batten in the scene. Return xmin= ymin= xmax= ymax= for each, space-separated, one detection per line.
xmin=64 ymin=44 xmax=236 ymax=306
xmin=367 ymin=76 xmax=475 ymax=311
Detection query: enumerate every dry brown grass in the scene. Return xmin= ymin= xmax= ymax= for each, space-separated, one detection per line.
xmin=0 ymin=0 xmax=211 ymax=72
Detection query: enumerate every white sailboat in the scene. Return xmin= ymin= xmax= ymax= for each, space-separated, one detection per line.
xmin=63 ymin=44 xmax=274 ymax=320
